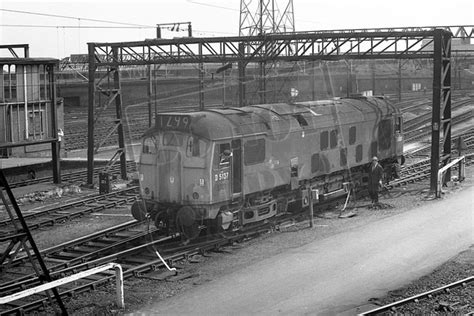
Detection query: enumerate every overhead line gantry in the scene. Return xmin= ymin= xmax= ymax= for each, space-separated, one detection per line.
xmin=87 ymin=27 xmax=457 ymax=194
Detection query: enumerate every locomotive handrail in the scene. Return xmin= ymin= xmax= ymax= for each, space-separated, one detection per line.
xmin=436 ymin=156 xmax=465 ymax=197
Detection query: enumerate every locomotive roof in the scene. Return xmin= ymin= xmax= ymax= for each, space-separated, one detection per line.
xmin=145 ymin=96 xmax=398 ymax=141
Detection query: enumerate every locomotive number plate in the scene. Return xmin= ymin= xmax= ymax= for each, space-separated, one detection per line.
xmin=214 ymin=171 xmax=229 ymax=182
xmin=156 ymin=114 xmax=191 ymax=131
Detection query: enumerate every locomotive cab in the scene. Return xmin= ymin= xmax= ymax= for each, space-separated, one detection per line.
xmin=132 ymin=113 xmax=242 ymax=238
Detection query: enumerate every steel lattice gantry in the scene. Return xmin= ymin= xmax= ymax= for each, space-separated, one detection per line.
xmin=87 ymin=29 xmax=453 ymax=193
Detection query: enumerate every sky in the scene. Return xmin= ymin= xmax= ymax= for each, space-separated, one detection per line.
xmin=0 ymin=0 xmax=473 ymax=58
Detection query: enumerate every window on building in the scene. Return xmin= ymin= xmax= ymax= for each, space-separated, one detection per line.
xmin=28 ymin=110 xmax=46 ymax=139
xmin=320 ymin=131 xmax=328 ymax=150
xmin=244 ymin=138 xmax=265 ymax=165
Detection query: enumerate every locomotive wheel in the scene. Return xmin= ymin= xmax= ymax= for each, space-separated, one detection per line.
xmin=131 ymin=201 xmax=148 ymax=221
xmin=175 ymin=206 xmax=200 ymax=240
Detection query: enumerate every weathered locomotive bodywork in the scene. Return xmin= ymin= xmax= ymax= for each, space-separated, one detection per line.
xmin=132 ymin=96 xmax=404 ymax=237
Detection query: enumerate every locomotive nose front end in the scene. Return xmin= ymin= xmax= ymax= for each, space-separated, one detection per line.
xmin=133 ymin=113 xmax=216 ymax=236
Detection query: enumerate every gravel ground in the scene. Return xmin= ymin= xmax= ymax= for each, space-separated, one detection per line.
xmin=16 ymin=164 xmax=474 ymax=315
xmin=376 ymin=246 xmax=473 ymax=314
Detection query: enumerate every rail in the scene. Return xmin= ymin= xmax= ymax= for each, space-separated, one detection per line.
xmin=0 ymin=263 xmax=124 ymax=309
xmin=358 ymin=276 xmax=474 ymax=315
xmin=437 ymin=155 xmax=465 ymax=197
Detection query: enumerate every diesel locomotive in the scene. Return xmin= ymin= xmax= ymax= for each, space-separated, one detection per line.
xmin=131 ymin=96 xmax=404 ymax=238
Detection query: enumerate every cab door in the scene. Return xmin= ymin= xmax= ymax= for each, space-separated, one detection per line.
xmin=212 ymin=143 xmax=232 ymax=202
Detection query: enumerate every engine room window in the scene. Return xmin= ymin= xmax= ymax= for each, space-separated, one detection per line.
xmin=244 ymin=138 xmax=265 ymax=165
xmin=340 ymin=148 xmax=347 ymax=166
xmin=330 ymin=130 xmax=338 ymax=148
xmin=311 ymin=153 xmax=320 ymax=173
xmin=143 ymin=137 xmax=158 ymax=154
xmin=163 ymin=132 xmax=183 ymax=146
xmin=356 ymin=144 xmax=363 ymax=162
xmin=349 ymin=126 xmax=356 ymax=145
xmin=320 ymin=131 xmax=328 ymax=150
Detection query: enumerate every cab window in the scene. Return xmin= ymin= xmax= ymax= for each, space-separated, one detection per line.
xmin=143 ymin=136 xmax=158 ymax=154
xmin=163 ymin=132 xmax=183 ymax=146
xmin=186 ymin=136 xmax=208 ymax=157
xmin=219 ymin=143 xmax=232 ymax=167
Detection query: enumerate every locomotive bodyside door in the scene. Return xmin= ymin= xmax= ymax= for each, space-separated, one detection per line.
xmin=231 ymin=139 xmax=242 ymax=198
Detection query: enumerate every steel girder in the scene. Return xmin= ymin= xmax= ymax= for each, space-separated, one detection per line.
xmin=430 ymin=29 xmax=452 ymax=192
xmin=88 ymin=31 xmax=439 ymax=66
xmin=87 ymin=29 xmax=453 ymax=195
xmin=0 ymin=44 xmax=29 ymax=58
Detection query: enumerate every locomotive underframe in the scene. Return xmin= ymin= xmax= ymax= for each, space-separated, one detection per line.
xmin=133 ymin=156 xmax=401 ymax=238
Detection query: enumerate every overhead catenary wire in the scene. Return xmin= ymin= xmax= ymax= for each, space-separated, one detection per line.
xmin=0 ymin=8 xmax=154 ymax=27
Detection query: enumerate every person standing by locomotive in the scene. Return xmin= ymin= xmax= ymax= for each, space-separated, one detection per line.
xmin=368 ymin=156 xmax=384 ymax=206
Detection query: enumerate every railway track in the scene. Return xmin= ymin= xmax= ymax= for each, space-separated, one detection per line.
xmin=0 ymin=187 xmax=139 ymax=234
xmin=0 ymin=211 xmax=286 ymax=315
xmin=404 ymin=127 xmax=474 ymax=159
xmin=403 ymin=97 xmax=472 ymax=133
xmin=361 ymin=276 xmax=474 ymax=315
xmin=1 ymin=148 xmax=472 ymax=315
xmin=1 ymin=110 xmax=472 ymax=314
xmin=8 ymin=160 xmax=137 ymax=189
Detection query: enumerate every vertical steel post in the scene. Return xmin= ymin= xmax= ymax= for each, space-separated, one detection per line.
xmin=311 ymin=61 xmax=315 ymax=100
xmin=308 ymin=188 xmax=314 ymax=228
xmin=238 ymin=43 xmax=246 ymax=107
xmin=24 ymin=44 xmax=29 ymax=58
xmin=371 ymin=61 xmax=376 ymax=95
xmin=322 ymin=62 xmax=333 ymax=98
xmin=112 ymin=47 xmax=128 ymax=180
xmin=199 ymin=43 xmax=204 ymax=110
xmin=259 ymin=61 xmax=266 ymax=104
xmin=430 ymin=29 xmax=443 ymax=193
xmin=147 ymin=64 xmax=153 ymax=127
xmin=398 ymin=60 xmax=402 ymax=102
xmin=49 ymin=64 xmax=60 ymax=184
xmin=346 ymin=61 xmax=352 ymax=97
xmin=188 ymin=22 xmax=192 ymax=37
xmin=87 ymin=43 xmax=96 ymax=186
xmin=442 ymin=32 xmax=452 ymax=182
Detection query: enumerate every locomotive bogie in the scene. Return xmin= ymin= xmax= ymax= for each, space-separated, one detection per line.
xmin=133 ymin=96 xmax=404 ymax=237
